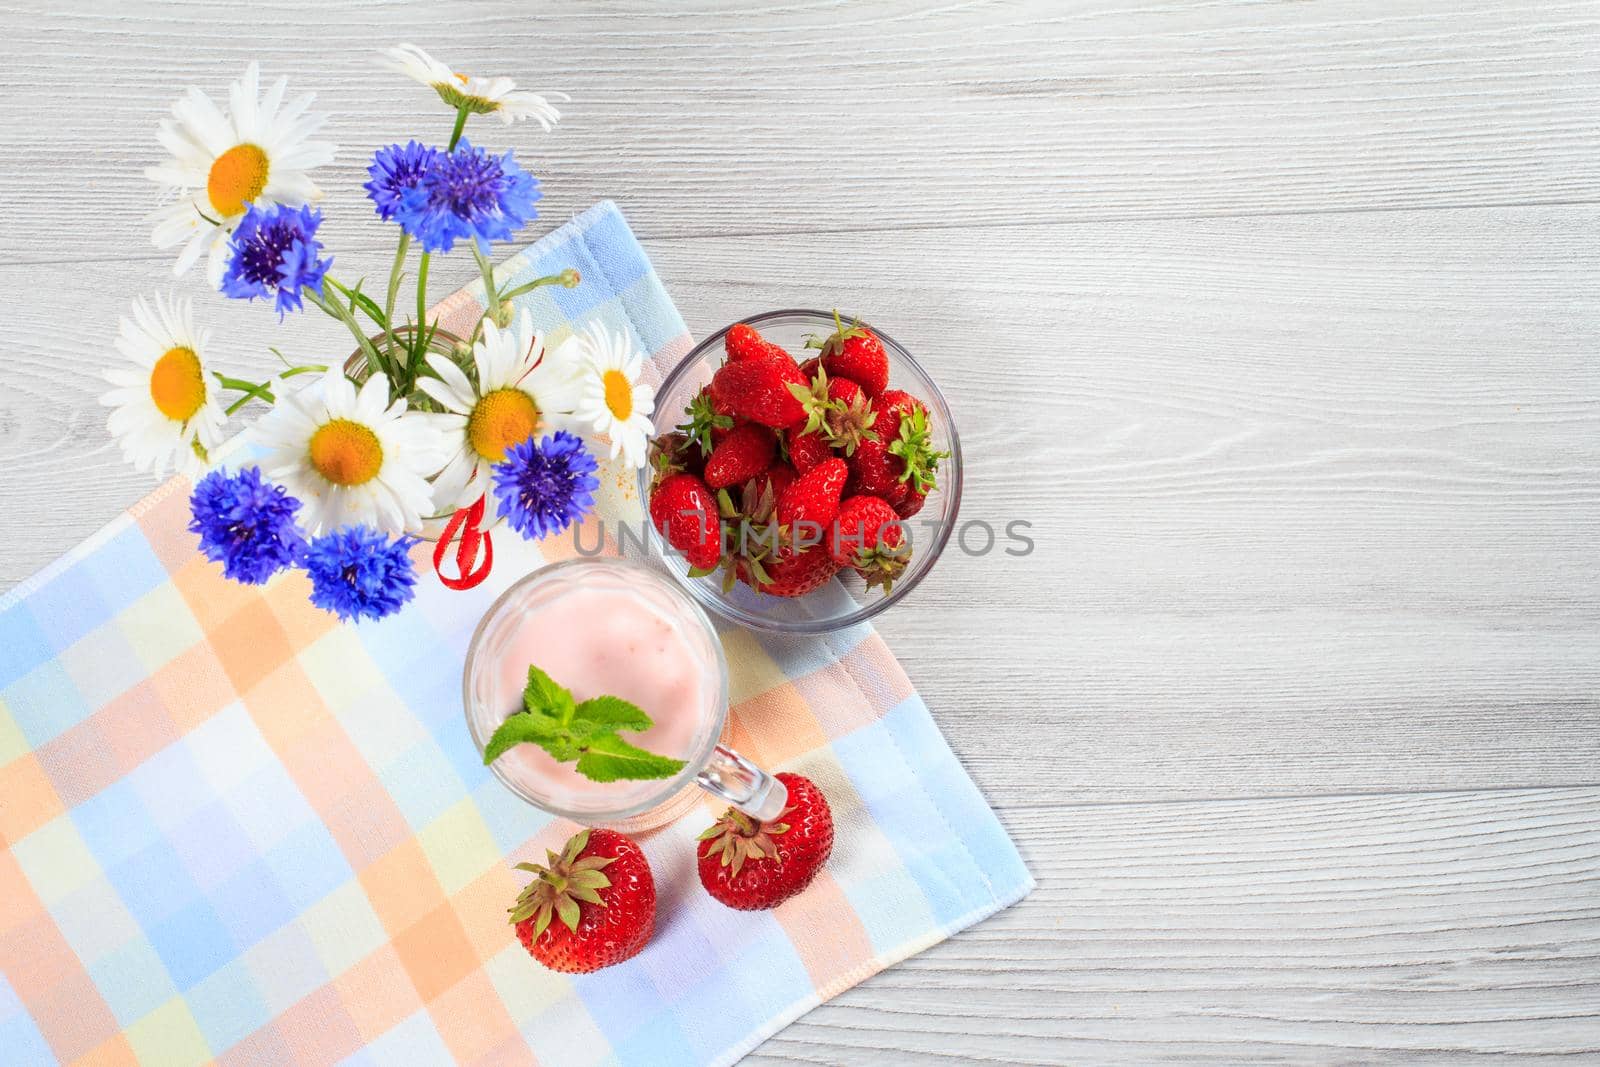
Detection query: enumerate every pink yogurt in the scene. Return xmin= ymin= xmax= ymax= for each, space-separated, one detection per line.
xmin=490 ymin=584 xmax=710 ymax=809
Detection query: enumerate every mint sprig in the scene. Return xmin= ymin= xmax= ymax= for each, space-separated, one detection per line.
xmin=483 ymin=665 xmax=688 ymax=782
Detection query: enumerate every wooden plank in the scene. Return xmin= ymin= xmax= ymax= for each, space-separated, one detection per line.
xmin=1 ymin=0 xmax=1598 ymax=259
xmin=749 ymin=786 xmax=1600 ymax=1063
xmin=3 ymin=206 xmax=1596 ymax=801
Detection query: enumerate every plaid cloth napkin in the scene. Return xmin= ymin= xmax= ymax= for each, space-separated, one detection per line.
xmin=0 ymin=202 xmax=1032 ymax=1066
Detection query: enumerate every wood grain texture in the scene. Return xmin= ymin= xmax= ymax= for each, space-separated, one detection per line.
xmin=1 ymin=0 xmax=1597 ymax=1061
xmin=2 ymin=0 xmax=1600 ymax=257
xmin=749 ymin=787 xmax=1600 ymax=1064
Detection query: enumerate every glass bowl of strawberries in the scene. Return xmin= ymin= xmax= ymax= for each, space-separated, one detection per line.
xmin=639 ymin=309 xmax=961 ymax=634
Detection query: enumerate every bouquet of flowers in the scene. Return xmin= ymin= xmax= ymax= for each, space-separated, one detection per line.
xmin=103 ymin=47 xmax=657 ymax=622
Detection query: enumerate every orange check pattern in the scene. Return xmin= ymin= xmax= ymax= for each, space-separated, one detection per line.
xmin=0 ymin=202 xmax=1031 ymax=1066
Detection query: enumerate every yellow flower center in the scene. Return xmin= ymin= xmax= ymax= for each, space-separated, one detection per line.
xmin=207 ymin=143 xmax=270 ymax=218
xmin=467 ymin=388 xmax=540 ymax=462
xmin=308 ymin=419 xmax=384 ymax=487
xmin=602 ymin=370 xmax=634 ymax=421
xmin=149 ymin=346 xmax=206 ymax=422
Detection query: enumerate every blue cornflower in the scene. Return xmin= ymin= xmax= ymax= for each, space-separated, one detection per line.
xmin=220 ymin=203 xmax=332 ymax=317
xmin=392 ymin=138 xmax=541 ymax=253
xmin=492 ymin=431 xmax=599 ymax=541
xmin=187 ymin=466 xmax=307 ymax=585
xmin=364 ymin=141 xmax=439 ymax=222
xmin=302 ymin=526 xmax=418 ymax=623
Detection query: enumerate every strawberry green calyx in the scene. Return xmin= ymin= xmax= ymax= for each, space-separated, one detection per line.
xmin=648 ymin=431 xmax=694 ymax=485
xmin=785 ymin=364 xmax=879 ymax=456
xmin=888 ymin=407 xmax=949 ymax=494
xmin=826 ymin=388 xmax=877 ymax=456
xmin=697 ymin=808 xmax=792 ymax=879
xmin=677 ymin=390 xmax=733 ymax=454
xmin=509 ymin=829 xmax=618 ymax=939
xmin=714 ymin=484 xmax=780 ymax=592
xmin=787 ymin=365 xmax=835 ymax=436
xmin=802 ymin=307 xmax=870 ymax=360
xmin=852 ymin=542 xmax=910 ymax=592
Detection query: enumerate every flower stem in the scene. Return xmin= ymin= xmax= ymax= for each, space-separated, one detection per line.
xmin=310 ymin=290 xmax=385 ymax=379
xmin=446 ymin=105 xmax=469 ymax=151
xmin=216 ymin=365 xmax=327 ymax=415
xmin=499 ymin=269 xmax=580 ymax=303
xmin=472 ymin=244 xmax=498 ymax=303
xmin=383 ymin=231 xmax=410 ymax=361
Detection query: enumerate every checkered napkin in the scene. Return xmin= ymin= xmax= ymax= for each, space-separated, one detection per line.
xmin=0 ymin=202 xmax=1032 ymax=1066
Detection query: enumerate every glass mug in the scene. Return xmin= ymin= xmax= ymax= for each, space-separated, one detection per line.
xmin=462 ymin=557 xmax=787 ymax=831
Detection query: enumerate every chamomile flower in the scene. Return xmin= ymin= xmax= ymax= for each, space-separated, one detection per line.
xmin=101 ymin=293 xmax=226 ymax=479
xmin=570 ymin=324 xmax=655 ymax=469
xmin=254 ymin=368 xmax=448 ymax=537
xmin=383 ymin=44 xmax=564 ymax=129
xmin=416 ymin=308 xmax=584 ymax=517
xmin=145 ymin=63 xmax=336 ymax=287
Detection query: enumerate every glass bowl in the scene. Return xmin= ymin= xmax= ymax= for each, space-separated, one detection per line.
xmin=461 ymin=557 xmax=732 ymax=832
xmin=637 ymin=309 xmax=962 ymax=635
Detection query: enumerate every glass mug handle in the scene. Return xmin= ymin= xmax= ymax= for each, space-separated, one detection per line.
xmin=695 ymin=744 xmax=788 ymax=822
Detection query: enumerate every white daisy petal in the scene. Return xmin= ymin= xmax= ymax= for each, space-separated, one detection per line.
xmin=146 ymin=64 xmax=337 ymax=278
xmin=380 ymin=42 xmax=565 ymax=129
xmin=100 ymin=293 xmax=225 ymax=481
xmin=253 ymin=370 xmax=444 ymax=537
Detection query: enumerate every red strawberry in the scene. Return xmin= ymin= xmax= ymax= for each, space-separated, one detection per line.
xmin=847 ymin=440 xmax=910 ymax=507
xmin=704 ymin=423 xmax=775 ymax=490
xmin=806 ymin=310 xmax=889 ymax=397
xmin=875 ymin=389 xmax=925 ymax=432
xmin=726 ymin=323 xmax=797 ymax=369
xmin=760 ymin=462 xmax=797 ymax=502
xmin=789 ymin=367 xmax=877 ymax=458
xmin=513 ymin=828 xmax=655 ymax=973
xmin=776 ymin=457 xmax=849 ymax=546
xmin=649 ymin=473 xmax=722 ymax=570
xmin=828 ymin=495 xmax=910 ymax=590
xmin=785 ymin=427 xmax=834 ymax=474
xmin=747 ymin=545 xmax=840 ymax=597
xmin=698 ymin=773 xmax=834 ymax=909
xmin=884 ymin=405 xmax=949 ymax=496
xmin=894 ymin=488 xmax=927 ymax=519
xmin=829 ymin=376 xmax=867 ymax=411
xmin=648 ymin=430 xmax=703 ymax=484
xmin=798 ymin=355 xmax=822 ymax=381
xmin=710 ymin=359 xmax=808 ymax=428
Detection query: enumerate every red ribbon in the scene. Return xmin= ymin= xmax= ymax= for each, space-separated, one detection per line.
xmin=433 ymin=495 xmax=495 ymax=590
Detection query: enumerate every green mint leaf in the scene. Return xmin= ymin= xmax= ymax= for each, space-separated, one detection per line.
xmin=484 ymin=712 xmax=559 ymax=764
xmin=524 ymin=665 xmax=576 ymax=725
xmin=573 ymin=696 xmax=653 ymax=733
xmin=575 ymin=734 xmax=688 ymax=783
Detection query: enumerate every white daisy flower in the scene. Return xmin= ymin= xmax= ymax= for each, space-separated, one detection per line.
xmin=383 ymin=44 xmax=564 ymax=129
xmin=417 ymin=309 xmax=585 ymax=518
xmin=100 ymin=294 xmax=226 ymax=480
xmin=145 ymin=63 xmax=337 ymax=287
xmin=254 ymin=368 xmax=449 ymax=537
xmin=570 ymin=324 xmax=656 ymax=469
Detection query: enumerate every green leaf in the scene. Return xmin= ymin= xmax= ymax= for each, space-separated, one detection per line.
xmin=326 ymin=278 xmax=388 ymax=328
xmin=483 ymin=712 xmax=559 ymax=764
xmin=573 ymin=695 xmax=652 ymax=734
xmin=575 ymin=734 xmax=688 ymax=783
xmin=534 ymin=733 xmax=585 ymax=763
xmin=524 ymin=665 xmax=576 ymax=724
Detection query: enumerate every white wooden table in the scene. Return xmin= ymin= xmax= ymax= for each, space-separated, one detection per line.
xmin=3 ymin=1 xmax=1597 ymax=1061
